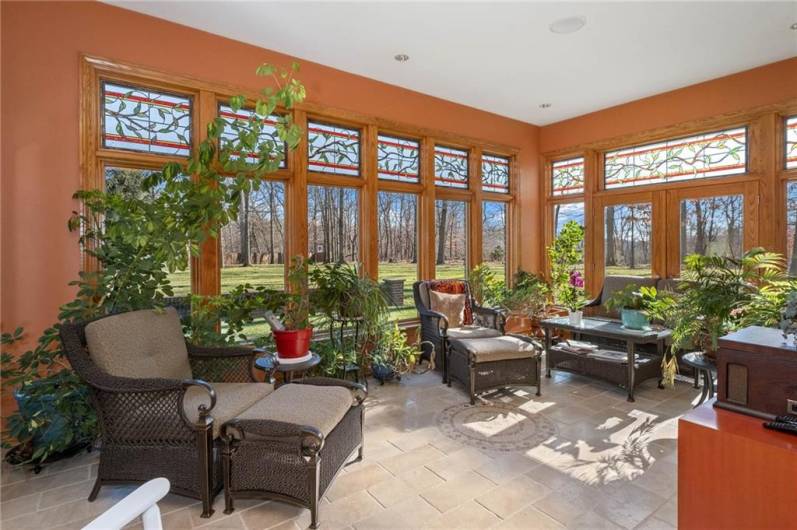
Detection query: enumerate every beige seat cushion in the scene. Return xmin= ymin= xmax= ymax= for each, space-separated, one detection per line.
xmin=447 ymin=326 xmax=502 ymax=340
xmin=449 ymin=336 xmax=538 ymax=363
xmin=183 ymin=382 xmax=274 ymax=438
xmin=430 ymin=291 xmax=466 ymax=328
xmin=235 ymin=383 xmax=353 ymax=438
xmin=85 ymin=307 xmax=192 ymax=380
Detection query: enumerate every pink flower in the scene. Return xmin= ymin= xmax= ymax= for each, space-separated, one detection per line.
xmin=569 ymin=270 xmax=584 ymax=288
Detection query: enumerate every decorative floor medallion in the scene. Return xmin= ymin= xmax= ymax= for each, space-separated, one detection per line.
xmin=436 ymin=402 xmax=558 ymax=452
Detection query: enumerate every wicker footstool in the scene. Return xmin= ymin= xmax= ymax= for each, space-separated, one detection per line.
xmin=221 ymin=379 xmax=365 ymax=529
xmin=448 ymin=335 xmax=542 ymax=404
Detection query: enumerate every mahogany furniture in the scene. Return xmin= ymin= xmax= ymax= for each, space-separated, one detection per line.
xmin=678 ymin=402 xmax=797 ymax=530
xmin=717 ymin=326 xmax=797 ymax=419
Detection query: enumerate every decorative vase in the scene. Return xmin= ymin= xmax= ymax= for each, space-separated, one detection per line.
xmin=568 ymin=310 xmax=583 ymax=327
xmin=273 ymin=328 xmax=313 ymax=359
xmin=621 ymin=308 xmax=650 ymax=330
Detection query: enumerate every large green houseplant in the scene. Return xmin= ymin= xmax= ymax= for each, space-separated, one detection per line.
xmin=548 ymin=220 xmax=586 ymax=326
xmin=1 ymin=62 xmax=306 ymax=468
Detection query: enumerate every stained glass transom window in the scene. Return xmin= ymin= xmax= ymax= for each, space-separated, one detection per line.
xmin=552 ymin=157 xmax=584 ymax=196
xmin=786 ymin=116 xmax=797 ymax=170
xmin=102 ymin=82 xmax=192 ymax=157
xmin=218 ymin=104 xmax=286 ymax=168
xmin=307 ymin=121 xmax=360 ymax=176
xmin=377 ymin=135 xmax=419 ymax=183
xmin=481 ymin=154 xmax=510 ymax=193
xmin=435 ymin=145 xmax=469 ymax=189
xmin=605 ymin=127 xmax=747 ymax=189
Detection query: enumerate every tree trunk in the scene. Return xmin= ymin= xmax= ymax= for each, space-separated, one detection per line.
xmin=436 ymin=202 xmax=448 ymax=265
xmin=240 ymin=191 xmax=250 ymax=266
xmin=605 ymin=205 xmax=616 ymax=266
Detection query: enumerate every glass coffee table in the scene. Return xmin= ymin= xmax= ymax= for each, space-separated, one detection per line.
xmin=540 ymin=316 xmax=671 ymax=402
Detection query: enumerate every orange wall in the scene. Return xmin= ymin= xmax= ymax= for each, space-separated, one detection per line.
xmin=0 ymin=1 xmax=540 ymax=349
xmin=540 ymin=57 xmax=797 ymax=154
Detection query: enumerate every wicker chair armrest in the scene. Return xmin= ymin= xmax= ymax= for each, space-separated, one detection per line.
xmin=419 ymin=308 xmax=449 ymax=334
xmin=295 ymin=377 xmax=367 ymax=406
xmin=222 ymin=418 xmax=324 ymax=456
xmin=180 ymin=379 xmax=217 ymax=423
xmin=583 ymin=296 xmax=601 ymax=308
xmin=186 ymin=342 xmax=255 ymax=358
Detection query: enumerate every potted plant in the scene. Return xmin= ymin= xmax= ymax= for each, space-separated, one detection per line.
xmin=370 ymin=323 xmax=419 ymax=384
xmin=469 ymin=263 xmax=503 ymax=307
xmin=310 ymin=262 xmax=388 ymax=336
xmin=500 ymin=270 xmax=550 ymax=334
xmin=271 ymin=256 xmax=314 ymax=360
xmin=548 ymin=220 xmax=586 ymax=326
xmin=605 ymin=284 xmax=660 ymax=330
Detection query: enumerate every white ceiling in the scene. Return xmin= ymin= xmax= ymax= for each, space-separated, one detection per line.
xmin=107 ymin=1 xmax=797 ymax=125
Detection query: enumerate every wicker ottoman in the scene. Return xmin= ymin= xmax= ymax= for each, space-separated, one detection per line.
xmin=448 ymin=335 xmax=542 ymax=404
xmin=221 ymin=379 xmax=365 ymax=529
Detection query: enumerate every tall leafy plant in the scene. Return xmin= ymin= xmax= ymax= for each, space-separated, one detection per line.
xmin=1 ymin=62 xmax=306 ymax=467
xmin=548 ymin=221 xmax=586 ymax=311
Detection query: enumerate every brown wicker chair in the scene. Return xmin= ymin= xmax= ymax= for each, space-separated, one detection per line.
xmin=413 ymin=280 xmax=505 ymax=382
xmin=59 ymin=307 xmax=269 ymax=519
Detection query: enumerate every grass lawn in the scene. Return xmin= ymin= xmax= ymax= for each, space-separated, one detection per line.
xmin=604 ymin=265 xmax=653 ymax=277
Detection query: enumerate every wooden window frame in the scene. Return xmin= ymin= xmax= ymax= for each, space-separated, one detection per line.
xmin=81 ymin=55 xmax=520 ymax=324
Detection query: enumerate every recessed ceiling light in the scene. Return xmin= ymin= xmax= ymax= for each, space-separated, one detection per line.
xmin=539 ymin=103 xmax=552 ymax=109
xmin=394 ymin=54 xmax=410 ymax=62
xmin=549 ymin=16 xmax=586 ymax=34
xmin=791 ymin=22 xmax=797 ymax=30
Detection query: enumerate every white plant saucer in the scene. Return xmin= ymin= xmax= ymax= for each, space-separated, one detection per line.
xmin=275 ymin=352 xmax=314 ymax=365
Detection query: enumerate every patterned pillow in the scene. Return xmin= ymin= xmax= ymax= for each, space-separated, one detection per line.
xmin=428 ymin=280 xmax=473 ymax=325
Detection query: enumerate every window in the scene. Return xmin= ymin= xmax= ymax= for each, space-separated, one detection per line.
xmin=220 ymin=181 xmax=286 ymax=292
xmin=552 ymin=157 xmax=584 ymax=196
xmin=378 ymin=192 xmax=418 ymax=320
xmin=307 ymin=121 xmax=360 ymax=176
xmin=102 ymin=81 xmax=191 ymax=156
xmin=434 ymin=145 xmax=469 ymax=189
xmin=482 ymin=201 xmax=507 ymax=281
xmin=307 ymin=185 xmax=359 ymax=263
xmin=787 ymin=182 xmax=797 ymax=275
xmin=435 ymin=200 xmax=468 ymax=278
xmin=104 ymin=166 xmax=191 ymax=296
xmin=482 ymin=154 xmax=510 ymax=193
xmin=786 ymin=116 xmax=797 ymax=170
xmin=680 ymin=195 xmax=743 ymax=261
xmin=604 ymin=203 xmax=652 ymax=277
xmin=554 ymin=202 xmax=585 ymax=235
xmin=605 ymin=127 xmax=747 ymax=189
xmin=219 ymin=104 xmax=286 ymax=168
xmin=377 ymin=135 xmax=420 ymax=183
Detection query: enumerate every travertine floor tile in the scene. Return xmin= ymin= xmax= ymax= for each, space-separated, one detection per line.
xmin=352 ymin=494 xmax=440 ymax=529
xmin=324 ymin=463 xmax=392 ymax=502
xmin=420 ymin=471 xmax=495 ymax=513
xmin=476 ymin=475 xmax=550 ymax=519
xmin=379 ymin=445 xmax=444 ymax=475
xmin=495 ymin=505 xmax=564 ymax=529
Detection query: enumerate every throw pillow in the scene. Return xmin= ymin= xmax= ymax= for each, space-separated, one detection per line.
xmin=430 ymin=290 xmax=466 ymax=329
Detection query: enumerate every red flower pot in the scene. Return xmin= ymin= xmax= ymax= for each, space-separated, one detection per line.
xmin=273 ymin=328 xmax=313 ymax=359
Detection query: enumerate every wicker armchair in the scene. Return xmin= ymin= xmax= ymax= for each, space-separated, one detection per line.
xmin=59 ymin=307 xmax=268 ymax=519
xmin=413 ymin=280 xmax=505 ymax=382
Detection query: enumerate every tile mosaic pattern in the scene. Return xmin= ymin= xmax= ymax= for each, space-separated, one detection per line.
xmin=1 ymin=364 xmax=698 ymax=529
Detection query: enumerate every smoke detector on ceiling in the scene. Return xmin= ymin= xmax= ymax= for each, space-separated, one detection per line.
xmin=394 ymin=54 xmax=410 ymax=62
xmin=550 ymin=16 xmax=586 ymax=34
xmin=539 ymin=103 xmax=552 ymax=109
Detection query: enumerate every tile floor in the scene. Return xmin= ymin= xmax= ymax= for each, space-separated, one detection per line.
xmin=1 ymin=368 xmax=699 ymax=530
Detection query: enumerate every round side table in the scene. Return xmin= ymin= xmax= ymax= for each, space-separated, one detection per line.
xmin=254 ymin=351 xmax=321 ymax=386
xmin=682 ymin=352 xmax=717 ymax=407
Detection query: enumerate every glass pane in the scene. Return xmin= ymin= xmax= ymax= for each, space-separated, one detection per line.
xmin=604 ymin=203 xmax=652 ymax=277
xmin=219 ymin=104 xmax=285 ymax=168
xmin=435 ymin=200 xmax=468 ymax=278
xmin=680 ymin=195 xmax=743 ymax=261
xmin=104 ymin=166 xmax=190 ymax=297
xmin=786 ymin=116 xmax=797 ymax=170
xmin=605 ymin=127 xmax=747 ymax=189
xmin=307 ymin=185 xmax=359 ymax=263
xmin=552 ymin=157 xmax=584 ymax=196
xmin=220 ymin=181 xmax=286 ymax=292
xmin=553 ymin=202 xmax=585 ymax=273
xmin=482 ymin=201 xmax=507 ymax=282
xmin=435 ymin=145 xmax=469 ymax=189
xmin=377 ymin=135 xmax=419 ymax=183
xmin=102 ymin=81 xmax=191 ymax=156
xmin=307 ymin=121 xmax=360 ymax=176
xmin=378 ymin=192 xmax=418 ymax=320
xmin=482 ymin=154 xmax=510 ymax=193
xmin=787 ymin=182 xmax=797 ymax=275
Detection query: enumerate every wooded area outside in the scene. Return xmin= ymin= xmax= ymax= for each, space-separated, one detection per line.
xmin=788 ymin=181 xmax=797 ymax=275
xmin=482 ymin=201 xmax=507 ymax=275
xmin=308 ymin=185 xmax=359 ymax=263
xmin=679 ymin=194 xmax=743 ymax=262
xmin=220 ymin=181 xmax=287 ymax=292
xmin=435 ymin=199 xmax=468 ymax=278
xmin=604 ymin=203 xmax=652 ymax=277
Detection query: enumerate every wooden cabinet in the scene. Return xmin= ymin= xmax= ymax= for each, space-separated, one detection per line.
xmin=678 ymin=402 xmax=797 ymax=529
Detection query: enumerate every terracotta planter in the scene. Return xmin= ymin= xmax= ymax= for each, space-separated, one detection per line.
xmin=505 ymin=314 xmax=532 ymax=334
xmin=273 ymin=328 xmax=313 ymax=359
